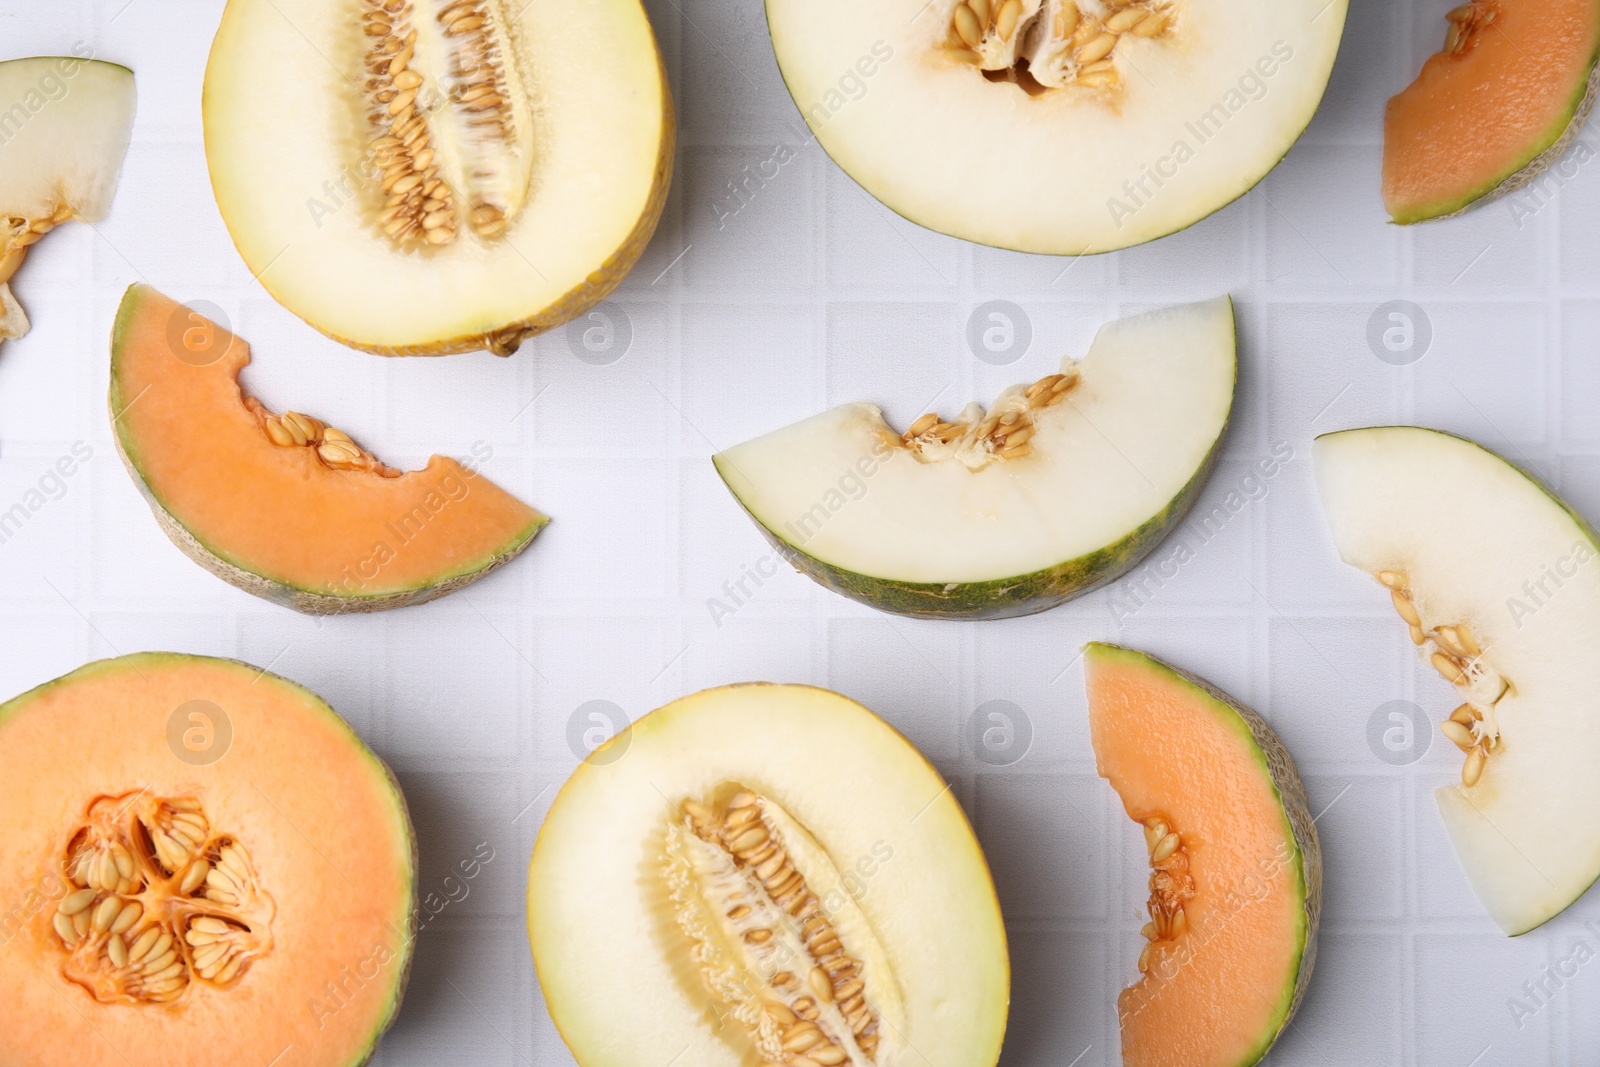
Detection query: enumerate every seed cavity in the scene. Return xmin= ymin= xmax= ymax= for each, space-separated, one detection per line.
xmin=900 ymin=367 xmax=1078 ymax=468
xmin=663 ymin=789 xmax=900 ymax=1066
xmin=942 ymin=0 xmax=1176 ymax=94
xmin=357 ymin=0 xmax=534 ymax=248
xmin=50 ymin=792 xmax=275 ymax=1005
xmin=1135 ymin=816 xmax=1195 ymax=975
xmin=250 ymin=400 xmax=401 ymax=477
xmin=1377 ymin=571 xmax=1514 ymax=790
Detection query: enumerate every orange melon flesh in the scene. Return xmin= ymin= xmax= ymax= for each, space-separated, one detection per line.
xmin=1086 ymin=644 xmax=1313 ymax=1067
xmin=0 ymin=653 xmax=414 ymax=1067
xmin=1383 ymin=0 xmax=1600 ymax=223
xmin=110 ymin=284 xmax=546 ymax=608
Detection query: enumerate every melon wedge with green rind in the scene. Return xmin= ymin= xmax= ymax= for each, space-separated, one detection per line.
xmin=110 ymin=284 xmax=546 ymax=614
xmin=1086 ymin=642 xmax=1320 ymax=1067
xmin=713 ymin=297 xmax=1235 ymax=620
xmin=1383 ymin=0 xmax=1600 ymax=223
xmin=1314 ymin=425 xmax=1600 ymax=934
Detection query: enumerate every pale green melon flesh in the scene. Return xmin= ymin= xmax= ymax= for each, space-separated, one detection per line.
xmin=714 ymin=297 xmax=1235 ymax=618
xmin=1314 ymin=426 xmax=1600 ymax=935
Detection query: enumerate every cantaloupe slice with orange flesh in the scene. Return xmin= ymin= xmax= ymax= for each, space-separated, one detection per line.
xmin=0 ymin=653 xmax=415 ymax=1067
xmin=1383 ymin=0 xmax=1600 ymax=223
xmin=110 ymin=284 xmax=546 ymax=613
xmin=528 ymin=683 xmax=1010 ymax=1067
xmin=1085 ymin=643 xmax=1320 ymax=1067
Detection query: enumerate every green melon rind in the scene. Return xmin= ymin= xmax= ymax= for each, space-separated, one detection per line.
xmin=1084 ymin=642 xmax=1321 ymax=1067
xmin=0 ymin=651 xmax=418 ymax=1067
xmin=715 ymin=434 xmax=1226 ymax=619
xmin=1313 ymin=425 xmax=1600 ymax=936
xmin=762 ymin=3 xmax=1348 ymax=255
xmin=108 ymin=284 xmax=548 ymax=614
xmin=1389 ymin=41 xmax=1600 ymax=224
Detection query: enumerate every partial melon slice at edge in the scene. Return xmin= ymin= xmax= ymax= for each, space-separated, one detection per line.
xmin=1314 ymin=426 xmax=1600 ymax=934
xmin=1383 ymin=0 xmax=1600 ymax=223
xmin=714 ymin=297 xmax=1235 ymax=619
xmin=528 ymin=683 xmax=1009 ymax=1067
xmin=1086 ymin=642 xmax=1320 ymax=1067
xmin=110 ymin=284 xmax=547 ymax=613
xmin=0 ymin=57 xmax=136 ymax=346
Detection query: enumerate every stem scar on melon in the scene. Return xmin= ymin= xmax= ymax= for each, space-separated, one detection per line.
xmin=1085 ymin=643 xmax=1320 ymax=1067
xmin=109 ymin=284 xmax=548 ymax=614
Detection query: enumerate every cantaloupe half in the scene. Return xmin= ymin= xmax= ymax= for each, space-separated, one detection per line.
xmin=1383 ymin=0 xmax=1600 ymax=223
xmin=203 ymin=0 xmax=673 ymax=356
xmin=0 ymin=652 xmax=415 ymax=1067
xmin=110 ymin=284 xmax=546 ymax=613
xmin=1315 ymin=427 xmax=1600 ymax=934
xmin=0 ymin=56 xmax=136 ymax=348
xmin=527 ymin=683 xmax=1009 ymax=1067
xmin=1085 ymin=643 xmax=1320 ymax=1067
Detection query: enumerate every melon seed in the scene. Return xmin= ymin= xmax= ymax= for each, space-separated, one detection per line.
xmin=1462 ymin=745 xmax=1487 ymax=787
xmin=1440 ymin=719 xmax=1475 ymax=751
xmin=1391 ymin=590 xmax=1421 ymax=626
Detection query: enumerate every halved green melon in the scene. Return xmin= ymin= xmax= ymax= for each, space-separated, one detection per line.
xmin=1085 ymin=643 xmax=1320 ymax=1067
xmin=203 ymin=0 xmax=673 ymax=355
xmin=111 ymin=284 xmax=546 ymax=613
xmin=765 ymin=0 xmax=1346 ymax=253
xmin=1383 ymin=0 xmax=1600 ymax=223
xmin=528 ymin=683 xmax=1009 ymax=1067
xmin=0 ymin=56 xmax=135 ymax=347
xmin=713 ymin=297 xmax=1235 ymax=619
xmin=1315 ymin=426 xmax=1600 ymax=934
xmin=0 ymin=652 xmax=415 ymax=1067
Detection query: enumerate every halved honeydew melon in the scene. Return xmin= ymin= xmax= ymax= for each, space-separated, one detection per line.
xmin=714 ymin=297 xmax=1235 ymax=619
xmin=764 ymin=0 xmax=1345 ymax=253
xmin=203 ymin=0 xmax=673 ymax=356
xmin=0 ymin=57 xmax=136 ymax=348
xmin=1383 ymin=0 xmax=1600 ymax=223
xmin=1085 ymin=643 xmax=1320 ymax=1067
xmin=111 ymin=284 xmax=547 ymax=613
xmin=1314 ymin=426 xmax=1600 ymax=934
xmin=527 ymin=683 xmax=1009 ymax=1067
xmin=0 ymin=652 xmax=415 ymax=1067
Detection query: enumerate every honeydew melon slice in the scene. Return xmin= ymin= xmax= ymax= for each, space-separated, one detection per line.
xmin=764 ymin=0 xmax=1346 ymax=253
xmin=713 ymin=297 xmax=1235 ymax=619
xmin=1086 ymin=643 xmax=1320 ymax=1067
xmin=203 ymin=0 xmax=673 ymax=356
xmin=0 ymin=57 xmax=135 ymax=347
xmin=1383 ymin=0 xmax=1600 ymax=223
xmin=527 ymin=683 xmax=1009 ymax=1067
xmin=111 ymin=284 xmax=547 ymax=613
xmin=1314 ymin=426 xmax=1600 ymax=934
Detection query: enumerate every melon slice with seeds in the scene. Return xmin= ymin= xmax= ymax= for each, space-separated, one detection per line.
xmin=1315 ymin=426 xmax=1600 ymax=934
xmin=1085 ymin=643 xmax=1320 ymax=1067
xmin=203 ymin=0 xmax=673 ymax=355
xmin=714 ymin=297 xmax=1235 ymax=619
xmin=110 ymin=284 xmax=547 ymax=613
xmin=0 ymin=57 xmax=135 ymax=349
xmin=527 ymin=683 xmax=1009 ymax=1067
